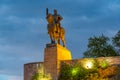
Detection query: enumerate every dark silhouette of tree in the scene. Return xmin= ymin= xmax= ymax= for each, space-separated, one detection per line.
xmin=84 ymin=35 xmax=118 ymax=58
xmin=112 ymin=30 xmax=120 ymax=54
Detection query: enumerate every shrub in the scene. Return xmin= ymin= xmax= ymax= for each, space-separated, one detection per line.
xmin=99 ymin=60 xmax=109 ymax=69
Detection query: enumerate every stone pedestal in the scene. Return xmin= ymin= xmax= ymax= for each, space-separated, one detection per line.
xmin=44 ymin=44 xmax=72 ymax=80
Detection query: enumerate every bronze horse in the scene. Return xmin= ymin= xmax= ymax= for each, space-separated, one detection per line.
xmin=46 ymin=14 xmax=66 ymax=47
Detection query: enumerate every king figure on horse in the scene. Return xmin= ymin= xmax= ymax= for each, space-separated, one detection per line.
xmin=46 ymin=8 xmax=66 ymax=47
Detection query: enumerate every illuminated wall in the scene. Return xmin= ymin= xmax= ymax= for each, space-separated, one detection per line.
xmin=24 ymin=62 xmax=44 ymax=80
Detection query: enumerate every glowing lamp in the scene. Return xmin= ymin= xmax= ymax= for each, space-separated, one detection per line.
xmin=85 ymin=61 xmax=93 ymax=69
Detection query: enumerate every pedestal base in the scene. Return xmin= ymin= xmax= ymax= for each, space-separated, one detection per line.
xmin=44 ymin=44 xmax=72 ymax=80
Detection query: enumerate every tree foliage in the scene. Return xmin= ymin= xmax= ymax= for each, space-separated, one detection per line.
xmin=59 ymin=60 xmax=120 ymax=80
xmin=112 ymin=30 xmax=120 ymax=54
xmin=58 ymin=63 xmax=71 ymax=80
xmin=59 ymin=62 xmax=90 ymax=80
xmin=59 ymin=61 xmax=99 ymax=80
xmin=84 ymin=35 xmax=119 ymax=58
xmin=112 ymin=30 xmax=120 ymax=48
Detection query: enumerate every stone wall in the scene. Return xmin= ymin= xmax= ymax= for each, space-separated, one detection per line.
xmin=96 ymin=56 xmax=120 ymax=66
xmin=24 ymin=62 xmax=44 ymax=80
xmin=62 ymin=56 xmax=120 ymax=66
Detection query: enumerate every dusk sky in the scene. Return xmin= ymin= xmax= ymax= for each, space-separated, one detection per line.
xmin=0 ymin=0 xmax=120 ymax=80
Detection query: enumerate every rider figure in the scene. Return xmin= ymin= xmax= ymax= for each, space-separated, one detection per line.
xmin=53 ymin=9 xmax=63 ymax=44
xmin=53 ymin=9 xmax=63 ymax=28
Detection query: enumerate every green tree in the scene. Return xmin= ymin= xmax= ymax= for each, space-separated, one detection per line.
xmin=59 ymin=63 xmax=71 ymax=80
xmin=59 ymin=61 xmax=99 ymax=80
xmin=113 ymin=30 xmax=120 ymax=47
xmin=112 ymin=30 xmax=120 ymax=54
xmin=84 ymin=35 xmax=118 ymax=58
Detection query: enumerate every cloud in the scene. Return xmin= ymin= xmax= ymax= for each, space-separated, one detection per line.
xmin=9 ymin=75 xmax=22 ymax=80
xmin=105 ymin=30 xmax=118 ymax=38
xmin=0 ymin=39 xmax=45 ymax=77
xmin=0 ymin=4 xmax=11 ymax=16
xmin=0 ymin=74 xmax=22 ymax=80
xmin=0 ymin=15 xmax=46 ymax=78
xmin=108 ymin=0 xmax=120 ymax=11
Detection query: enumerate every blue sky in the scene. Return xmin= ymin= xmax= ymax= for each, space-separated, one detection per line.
xmin=0 ymin=0 xmax=120 ymax=80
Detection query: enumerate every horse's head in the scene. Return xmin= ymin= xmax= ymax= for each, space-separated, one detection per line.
xmin=46 ymin=14 xmax=54 ymax=24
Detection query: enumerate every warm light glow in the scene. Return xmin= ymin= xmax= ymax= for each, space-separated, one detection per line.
xmin=39 ymin=78 xmax=49 ymax=80
xmin=85 ymin=61 xmax=93 ymax=69
xmin=71 ymin=68 xmax=78 ymax=76
xmin=32 ymin=65 xmax=51 ymax=80
xmin=81 ymin=59 xmax=95 ymax=69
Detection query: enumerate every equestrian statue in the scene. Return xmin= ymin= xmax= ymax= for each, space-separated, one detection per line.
xmin=46 ymin=8 xmax=66 ymax=47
